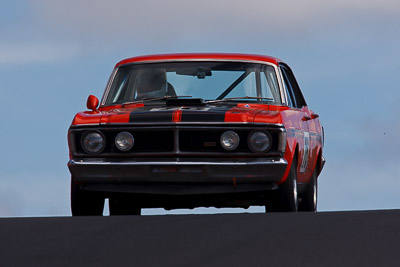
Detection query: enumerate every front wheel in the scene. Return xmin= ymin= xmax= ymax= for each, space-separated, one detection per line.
xmin=71 ymin=179 xmax=104 ymax=216
xmin=299 ymin=167 xmax=318 ymax=212
xmin=266 ymin=156 xmax=298 ymax=212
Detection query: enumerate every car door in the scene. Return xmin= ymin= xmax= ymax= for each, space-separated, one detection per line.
xmin=279 ymin=63 xmax=312 ymax=183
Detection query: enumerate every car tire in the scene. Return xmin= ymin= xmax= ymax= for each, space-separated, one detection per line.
xmin=267 ymin=156 xmax=298 ymax=212
xmin=109 ymin=197 xmax=141 ymax=215
xmin=71 ymin=179 xmax=104 ymax=216
xmin=299 ymin=167 xmax=318 ymax=212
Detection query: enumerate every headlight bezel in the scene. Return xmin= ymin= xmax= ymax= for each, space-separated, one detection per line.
xmin=81 ymin=130 xmax=106 ymax=154
xmin=220 ymin=130 xmax=240 ymax=151
xmin=115 ymin=131 xmax=135 ymax=152
xmin=247 ymin=130 xmax=272 ymax=153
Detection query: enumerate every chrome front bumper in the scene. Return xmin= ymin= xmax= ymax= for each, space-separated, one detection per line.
xmin=68 ymin=158 xmax=288 ymax=184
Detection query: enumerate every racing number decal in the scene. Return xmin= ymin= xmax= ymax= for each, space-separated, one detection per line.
xmin=300 ymin=132 xmax=310 ymax=173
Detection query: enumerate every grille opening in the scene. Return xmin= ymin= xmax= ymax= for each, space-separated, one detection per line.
xmin=72 ymin=126 xmax=282 ymax=156
xmin=110 ymin=130 xmax=174 ymax=152
xmin=179 ymin=130 xmax=250 ymax=152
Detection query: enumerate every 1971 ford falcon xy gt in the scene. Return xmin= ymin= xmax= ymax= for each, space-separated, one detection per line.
xmin=67 ymin=53 xmax=325 ymax=215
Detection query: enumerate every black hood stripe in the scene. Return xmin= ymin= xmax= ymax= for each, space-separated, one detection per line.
xmin=129 ymin=110 xmax=173 ymax=122
xmin=129 ymin=106 xmax=174 ymax=122
xmin=129 ymin=105 xmax=232 ymax=123
xmin=180 ymin=110 xmax=226 ymax=122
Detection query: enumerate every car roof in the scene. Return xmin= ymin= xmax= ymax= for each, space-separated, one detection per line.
xmin=115 ymin=53 xmax=282 ymax=68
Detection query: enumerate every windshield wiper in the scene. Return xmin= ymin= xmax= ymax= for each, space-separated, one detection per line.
xmin=206 ymin=96 xmax=273 ymax=104
xmin=122 ymin=95 xmax=192 ymax=106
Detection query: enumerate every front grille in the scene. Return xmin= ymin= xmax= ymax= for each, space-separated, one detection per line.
xmin=70 ymin=125 xmax=284 ymax=157
xmin=107 ymin=130 xmax=174 ymax=153
xmin=179 ymin=130 xmax=250 ymax=153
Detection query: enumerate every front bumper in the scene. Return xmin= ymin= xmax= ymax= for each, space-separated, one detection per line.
xmin=68 ymin=157 xmax=287 ymax=185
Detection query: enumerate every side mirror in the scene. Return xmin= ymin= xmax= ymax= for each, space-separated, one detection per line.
xmin=86 ymin=95 xmax=99 ymax=111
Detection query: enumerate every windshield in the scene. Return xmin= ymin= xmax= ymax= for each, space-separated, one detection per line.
xmin=103 ymin=61 xmax=282 ymax=106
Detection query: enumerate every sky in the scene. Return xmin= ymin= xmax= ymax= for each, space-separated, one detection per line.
xmin=0 ymin=0 xmax=399 ymax=217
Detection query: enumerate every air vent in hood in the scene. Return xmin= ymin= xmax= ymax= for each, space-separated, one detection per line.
xmin=166 ymin=98 xmax=205 ymax=106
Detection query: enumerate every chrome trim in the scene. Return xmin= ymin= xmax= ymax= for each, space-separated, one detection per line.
xmin=68 ymin=157 xmax=288 ymax=184
xmin=71 ymin=122 xmax=285 ymax=128
xmin=100 ymin=68 xmax=118 ymax=106
xmin=102 ymin=122 xmax=255 ymax=126
xmin=71 ymin=123 xmax=101 ymax=127
xmin=321 ymin=156 xmax=326 ymax=172
xmin=72 ymin=151 xmax=284 ymax=158
xmin=69 ymin=158 xmax=287 ymax=166
xmin=277 ymin=66 xmax=289 ymax=105
xmin=263 ymin=63 xmax=285 ymax=105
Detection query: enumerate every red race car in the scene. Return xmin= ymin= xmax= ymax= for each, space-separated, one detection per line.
xmin=67 ymin=53 xmax=325 ymax=215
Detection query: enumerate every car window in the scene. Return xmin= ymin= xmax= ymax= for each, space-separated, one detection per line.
xmin=261 ymin=69 xmax=281 ymax=101
xmin=284 ymin=85 xmax=294 ymax=107
xmin=104 ymin=62 xmax=283 ymax=106
xmin=281 ymin=70 xmax=295 ymax=107
xmin=280 ymin=64 xmax=306 ymax=108
xmin=166 ymin=65 xmax=281 ymax=101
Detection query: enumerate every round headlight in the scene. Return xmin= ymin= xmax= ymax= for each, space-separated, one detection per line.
xmin=81 ymin=131 xmax=105 ymax=154
xmin=220 ymin=131 xmax=240 ymax=151
xmin=115 ymin=132 xmax=134 ymax=151
xmin=248 ymin=131 xmax=272 ymax=153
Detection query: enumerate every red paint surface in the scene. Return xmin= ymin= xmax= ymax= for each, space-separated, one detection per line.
xmin=71 ymin=111 xmax=102 ymax=126
xmin=70 ymin=54 xmax=324 ymax=187
xmin=86 ymin=95 xmax=99 ymax=111
xmin=172 ymin=109 xmax=182 ymax=122
xmin=116 ymin=53 xmax=281 ymax=68
xmin=224 ymin=105 xmax=264 ymax=123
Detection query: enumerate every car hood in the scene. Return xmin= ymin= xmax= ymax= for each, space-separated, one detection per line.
xmin=72 ymin=104 xmax=285 ymax=125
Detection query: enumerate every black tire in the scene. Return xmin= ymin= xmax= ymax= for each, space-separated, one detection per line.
xmin=109 ymin=197 xmax=141 ymax=215
xmin=71 ymin=179 xmax=104 ymax=216
xmin=299 ymin=167 xmax=318 ymax=212
xmin=266 ymin=156 xmax=298 ymax=212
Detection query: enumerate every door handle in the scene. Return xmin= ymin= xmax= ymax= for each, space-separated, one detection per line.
xmin=311 ymin=113 xmax=319 ymax=119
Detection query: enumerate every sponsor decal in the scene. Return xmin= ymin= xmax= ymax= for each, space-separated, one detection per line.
xmin=300 ymin=131 xmax=310 ymax=173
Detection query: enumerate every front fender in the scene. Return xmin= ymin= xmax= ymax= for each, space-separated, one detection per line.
xmin=278 ymin=133 xmax=298 ymax=184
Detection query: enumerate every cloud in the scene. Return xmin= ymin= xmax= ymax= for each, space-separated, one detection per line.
xmin=317 ymin=104 xmax=400 ymax=211
xmin=0 ymin=42 xmax=81 ymax=65
xmin=30 ymin=0 xmax=400 ymax=43
xmin=319 ymin=156 xmax=400 ymax=211
xmin=2 ymin=0 xmax=394 ymax=63
xmin=0 ymin=172 xmax=70 ymax=217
